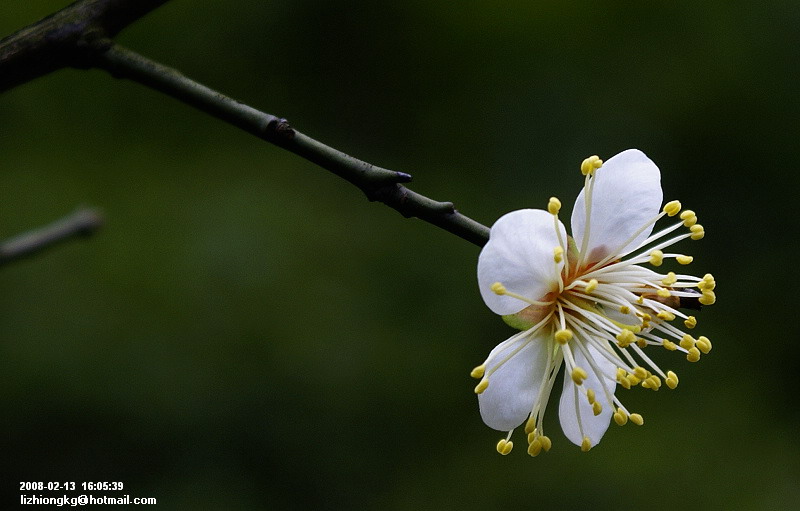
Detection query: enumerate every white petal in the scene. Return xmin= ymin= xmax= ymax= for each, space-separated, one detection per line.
xmin=558 ymin=343 xmax=617 ymax=447
xmin=478 ymin=209 xmax=566 ymax=315
xmin=478 ymin=333 xmax=550 ymax=431
xmin=571 ymin=149 xmax=662 ymax=262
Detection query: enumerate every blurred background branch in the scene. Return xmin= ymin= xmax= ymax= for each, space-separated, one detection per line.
xmin=0 ymin=0 xmax=490 ymax=247
xmin=0 ymin=208 xmax=104 ymax=266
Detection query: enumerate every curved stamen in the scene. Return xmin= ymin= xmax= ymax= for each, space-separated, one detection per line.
xmin=577 ymin=171 xmax=596 ymax=269
xmin=483 ymin=314 xmax=553 ymax=379
xmin=490 ymin=282 xmax=554 ymax=307
xmin=570 ymin=337 xmax=616 ymax=407
xmin=590 ymin=210 xmax=667 ymax=270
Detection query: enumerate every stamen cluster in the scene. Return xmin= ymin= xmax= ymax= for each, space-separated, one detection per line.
xmin=473 ymin=150 xmax=716 ymax=455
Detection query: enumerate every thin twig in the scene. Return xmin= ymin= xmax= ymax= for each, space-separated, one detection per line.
xmin=94 ymin=44 xmax=490 ymax=246
xmin=0 ymin=208 xmax=104 ymax=266
xmin=1 ymin=0 xmax=491 ymax=247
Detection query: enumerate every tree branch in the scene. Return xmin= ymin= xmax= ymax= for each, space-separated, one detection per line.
xmin=0 ymin=208 xmax=104 ymax=267
xmin=0 ymin=0 xmax=169 ymax=92
xmin=1 ymin=0 xmax=490 ymax=247
xmin=94 ymin=44 xmax=490 ymax=246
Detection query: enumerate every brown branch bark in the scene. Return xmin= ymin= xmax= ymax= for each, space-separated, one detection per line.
xmin=0 ymin=0 xmax=169 ymax=92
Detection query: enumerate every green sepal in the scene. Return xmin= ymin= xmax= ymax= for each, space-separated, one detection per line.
xmin=567 ymin=235 xmax=580 ymax=263
xmin=502 ymin=314 xmax=536 ymax=331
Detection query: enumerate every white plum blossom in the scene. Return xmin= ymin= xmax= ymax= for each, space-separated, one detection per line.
xmin=472 ymin=149 xmax=716 ymax=456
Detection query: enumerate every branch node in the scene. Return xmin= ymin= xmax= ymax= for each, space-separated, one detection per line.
xmin=265 ymin=117 xmax=295 ymax=142
xmin=394 ymin=171 xmax=413 ymax=183
xmin=366 ymin=183 xmax=403 ymax=206
xmin=436 ymin=201 xmax=456 ymax=214
xmin=73 ymin=35 xmax=113 ymax=69
xmin=0 ymin=0 xmax=170 ymax=93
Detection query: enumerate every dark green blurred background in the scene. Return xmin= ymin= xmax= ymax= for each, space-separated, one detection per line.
xmin=2 ymin=1 xmax=797 ymax=509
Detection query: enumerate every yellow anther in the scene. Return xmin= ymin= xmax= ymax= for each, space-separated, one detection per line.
xmin=527 ymin=439 xmax=542 ymax=457
xmin=616 ymin=329 xmax=635 ymax=348
xmin=667 ymin=370 xmax=679 ymax=387
xmin=689 ymin=224 xmax=705 ymax=240
xmin=524 ymin=417 xmax=536 ymax=435
xmin=636 ymin=296 xmax=644 ymax=304
xmin=539 ymin=435 xmax=552 ymax=452
xmin=633 ymin=366 xmax=648 ymax=380
xmin=555 ymin=329 xmax=573 ymax=345
xmin=581 ymin=155 xmax=603 ymax=175
xmin=592 ymin=401 xmax=603 ymax=416
xmin=698 ymin=281 xmax=716 ymax=292
xmin=490 ymin=282 xmax=507 ymax=295
xmin=657 ymin=311 xmax=675 ymax=321
xmin=629 ymin=413 xmax=644 ymax=426
xmin=474 ymin=379 xmax=489 ymax=394
xmin=662 ymin=339 xmax=677 ymax=351
xmin=676 ymin=255 xmax=694 ymax=265
xmin=649 ymin=250 xmax=664 ymax=267
xmin=661 ymin=272 xmax=677 ymax=286
xmin=553 ymin=245 xmax=564 ymax=263
xmin=585 ymin=279 xmax=599 ymax=294
xmin=641 ymin=313 xmax=652 ymax=321
xmin=636 ymin=338 xmax=648 ymax=349
xmin=619 ymin=305 xmax=630 ymax=314
xmin=698 ymin=277 xmax=716 ymax=297
xmin=470 ymin=365 xmax=485 ymax=379
xmin=647 ymin=375 xmax=662 ymax=390
xmin=657 ymin=288 xmax=671 ymax=298
xmin=613 ymin=409 xmax=629 ymax=426
xmin=586 ymin=388 xmax=596 ymax=404
xmin=496 ymin=439 xmax=514 ymax=455
xmin=626 ymin=374 xmax=641 ymax=386
xmin=619 ymin=376 xmax=631 ymax=389
xmin=581 ymin=436 xmax=592 ymax=452
xmin=663 ymin=200 xmax=681 ymax=216
xmin=698 ymin=275 xmax=716 ymax=291
xmin=680 ymin=210 xmax=697 ymax=227
xmin=571 ymin=367 xmax=589 ymax=385
xmin=686 ymin=347 xmax=701 ymax=362
xmin=548 ymin=197 xmax=562 ymax=215
xmin=680 ymin=334 xmax=696 ymax=350
xmin=696 ymin=336 xmax=712 ymax=354
xmin=699 ymin=290 xmax=716 ymax=305
xmin=684 ymin=316 xmax=697 ymax=329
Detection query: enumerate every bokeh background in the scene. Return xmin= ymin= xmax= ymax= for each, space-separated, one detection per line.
xmin=2 ymin=1 xmax=798 ymax=509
